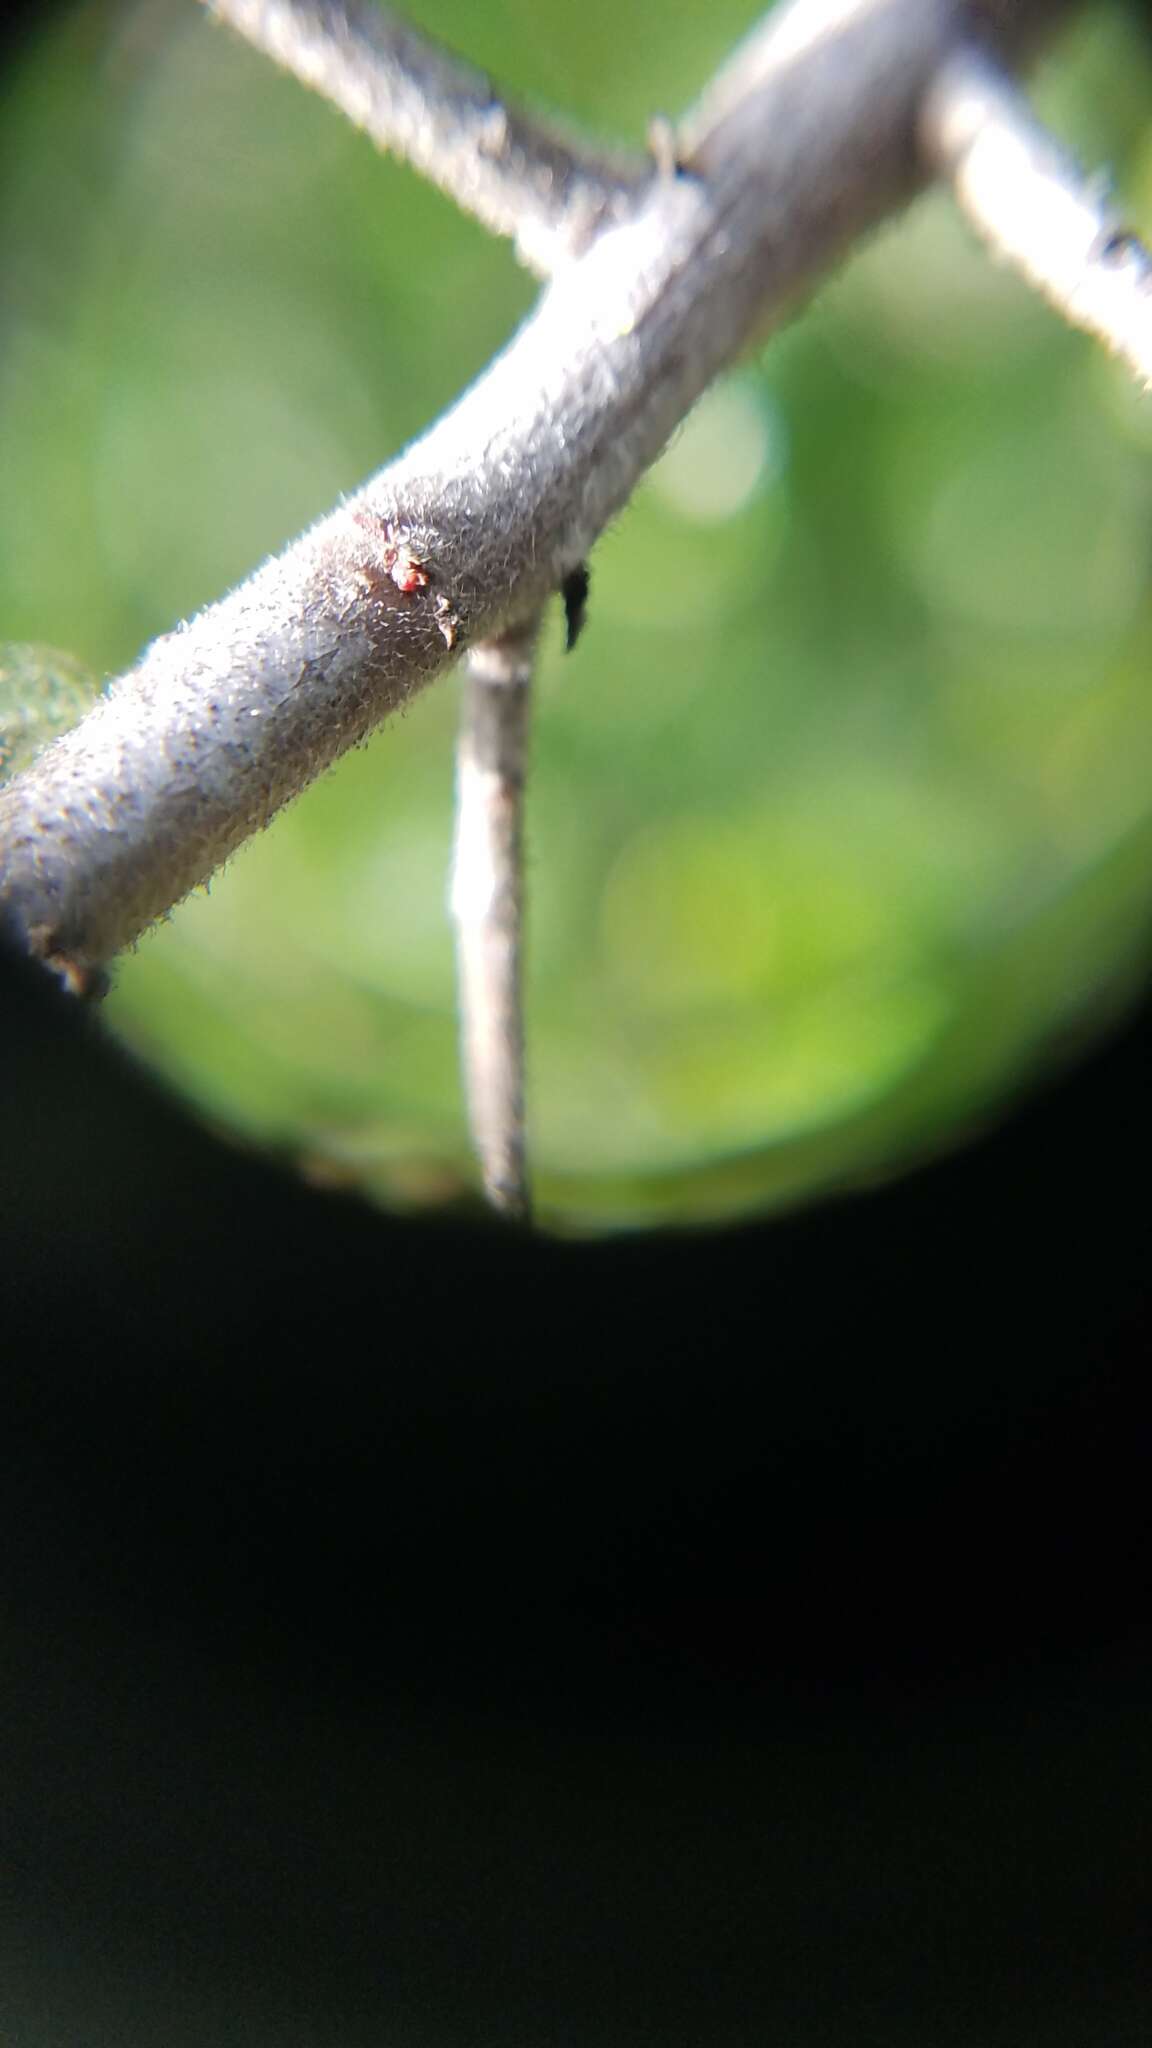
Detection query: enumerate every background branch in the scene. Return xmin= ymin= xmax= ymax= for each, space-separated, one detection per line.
xmin=0 ymin=0 xmax=1073 ymax=979
xmin=203 ymin=0 xmax=648 ymax=274
xmin=923 ymin=43 xmax=1152 ymax=389
xmin=451 ymin=617 xmax=541 ymax=1223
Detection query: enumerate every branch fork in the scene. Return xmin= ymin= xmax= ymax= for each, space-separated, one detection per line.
xmin=3 ymin=0 xmax=1143 ymax=1217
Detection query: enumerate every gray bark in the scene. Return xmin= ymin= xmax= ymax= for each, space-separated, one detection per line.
xmin=0 ymin=0 xmax=1069 ymax=978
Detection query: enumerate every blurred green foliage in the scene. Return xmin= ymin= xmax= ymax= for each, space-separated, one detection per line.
xmin=0 ymin=642 xmax=101 ymax=781
xmin=2 ymin=0 xmax=1151 ymax=1228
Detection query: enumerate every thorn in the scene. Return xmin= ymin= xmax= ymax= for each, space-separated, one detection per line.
xmin=561 ymin=563 xmax=590 ymax=652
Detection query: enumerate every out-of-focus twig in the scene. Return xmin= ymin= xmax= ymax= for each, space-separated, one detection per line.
xmin=202 ymin=0 xmax=648 ymax=273
xmin=922 ymin=44 xmax=1152 ymax=389
xmin=451 ymin=616 xmax=540 ymax=1221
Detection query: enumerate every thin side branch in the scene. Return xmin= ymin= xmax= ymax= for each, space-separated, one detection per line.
xmin=203 ymin=0 xmax=648 ymax=273
xmin=451 ymin=616 xmax=541 ymax=1222
xmin=0 ymin=0 xmax=1072 ymax=977
xmin=922 ymin=44 xmax=1152 ymax=388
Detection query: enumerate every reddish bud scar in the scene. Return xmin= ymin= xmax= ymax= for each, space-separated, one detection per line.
xmin=384 ymin=541 xmax=430 ymax=594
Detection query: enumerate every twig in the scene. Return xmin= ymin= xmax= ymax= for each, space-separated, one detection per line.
xmin=202 ymin=0 xmax=647 ymax=274
xmin=451 ymin=616 xmax=540 ymax=1222
xmin=0 ymin=0 xmax=1072 ymax=979
xmin=922 ymin=44 xmax=1152 ymax=389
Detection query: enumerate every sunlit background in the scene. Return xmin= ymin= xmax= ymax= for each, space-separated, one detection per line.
xmin=2 ymin=0 xmax=1152 ymax=1228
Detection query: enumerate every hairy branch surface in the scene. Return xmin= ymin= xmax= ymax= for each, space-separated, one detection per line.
xmin=923 ymin=44 xmax=1152 ymax=387
xmin=0 ymin=0 xmax=1070 ymax=978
